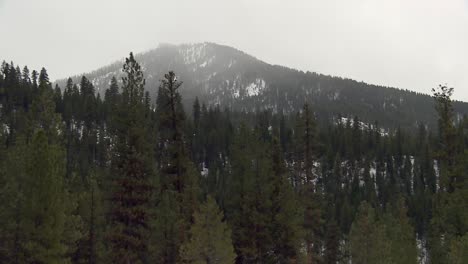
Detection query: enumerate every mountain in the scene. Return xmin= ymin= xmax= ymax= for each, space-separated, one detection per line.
xmin=56 ymin=42 xmax=468 ymax=130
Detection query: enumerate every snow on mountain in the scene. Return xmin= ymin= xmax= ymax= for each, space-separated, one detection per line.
xmin=245 ymin=78 xmax=266 ymax=96
xmin=55 ymin=42 xmax=468 ymax=130
xmin=180 ymin=43 xmax=207 ymax=65
xmin=337 ymin=117 xmax=389 ymax=136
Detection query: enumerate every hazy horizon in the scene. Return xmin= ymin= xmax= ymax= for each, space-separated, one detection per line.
xmin=1 ymin=0 xmax=468 ymax=101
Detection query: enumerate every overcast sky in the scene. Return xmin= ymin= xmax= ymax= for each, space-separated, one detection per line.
xmin=1 ymin=0 xmax=467 ymax=101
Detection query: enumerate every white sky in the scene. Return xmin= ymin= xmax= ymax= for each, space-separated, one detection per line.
xmin=1 ymin=0 xmax=467 ymax=101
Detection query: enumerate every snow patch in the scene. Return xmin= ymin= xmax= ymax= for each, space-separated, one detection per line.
xmin=1 ymin=123 xmax=10 ymax=134
xmin=201 ymin=162 xmax=209 ymax=177
xmin=180 ymin=43 xmax=207 ymax=65
xmin=328 ymin=91 xmax=340 ymax=101
xmin=338 ymin=117 xmax=389 ymax=136
xmin=417 ymin=238 xmax=429 ymax=264
xmin=199 ymin=61 xmax=208 ymax=67
xmin=245 ymin=78 xmax=266 ymax=96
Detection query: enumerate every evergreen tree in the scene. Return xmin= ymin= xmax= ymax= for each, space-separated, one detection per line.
xmin=448 ymin=233 xmax=468 ymax=264
xmin=324 ymin=219 xmax=340 ymax=264
xmin=104 ymin=76 xmax=121 ymax=134
xmin=270 ymin=137 xmax=303 ymax=262
xmin=225 ymin=125 xmax=274 ymax=263
xmin=295 ymin=103 xmax=323 ymax=263
xmin=22 ymin=130 xmax=69 ymax=264
xmin=429 ymin=86 xmax=468 ymax=263
xmin=29 ymin=68 xmax=62 ymax=141
xmin=0 ymin=137 xmax=27 ymax=263
xmin=179 ymin=196 xmax=236 ymax=264
xmin=152 ymin=71 xmax=200 ymax=263
xmin=108 ymin=52 xmax=154 ymax=264
xmin=384 ymin=197 xmax=418 ymax=264
xmin=349 ymin=202 xmax=390 ymax=264
xmin=191 ymin=97 xmax=202 ymax=165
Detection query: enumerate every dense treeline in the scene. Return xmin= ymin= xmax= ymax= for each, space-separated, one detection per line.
xmin=58 ymin=43 xmax=468 ymax=131
xmin=0 ymin=56 xmax=467 ymax=263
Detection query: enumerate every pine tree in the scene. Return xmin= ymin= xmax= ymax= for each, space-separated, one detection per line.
xmin=296 ymin=103 xmax=317 ymax=184
xmin=448 ymin=233 xmax=468 ymax=264
xmin=324 ymin=219 xmax=340 ymax=264
xmin=410 ymin=124 xmax=435 ymax=237
xmin=29 ymin=68 xmax=62 ymax=141
xmin=152 ymin=71 xmax=199 ymax=263
xmin=224 ymin=125 xmax=274 ymax=263
xmin=349 ymin=202 xmax=391 ymax=264
xmin=22 ymin=130 xmax=69 ymax=264
xmin=72 ymin=174 xmax=105 ymax=264
xmin=104 ymin=76 xmax=121 ymax=135
xmin=108 ymin=52 xmax=154 ymax=264
xmin=384 ymin=197 xmax=418 ymax=264
xmin=270 ymin=137 xmax=303 ymax=262
xmin=295 ymin=103 xmax=323 ymax=263
xmin=429 ymin=86 xmax=468 ymax=263
xmin=191 ymin=97 xmax=202 ymax=165
xmin=0 ymin=136 xmax=27 ymax=263
xmin=179 ymin=196 xmax=236 ymax=264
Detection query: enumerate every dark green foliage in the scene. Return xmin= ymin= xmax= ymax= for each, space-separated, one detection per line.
xmin=179 ymin=196 xmax=236 ymax=264
xmin=0 ymin=137 xmax=28 ymax=263
xmin=448 ymin=233 xmax=468 ymax=264
xmin=324 ymin=220 xmax=340 ymax=264
xmin=429 ymin=85 xmax=468 ymax=263
xmin=1 ymin=57 xmax=467 ymax=263
xmin=270 ymin=137 xmax=304 ymax=262
xmin=22 ymin=130 xmax=70 ymax=264
xmin=29 ymin=68 xmax=62 ymax=141
xmin=108 ymin=53 xmax=154 ymax=264
xmin=350 ymin=202 xmax=391 ymax=264
xmin=294 ymin=103 xmax=324 ymax=263
xmin=152 ymin=71 xmax=200 ymax=263
xmin=224 ymin=126 xmax=304 ymax=263
xmin=384 ymin=198 xmax=418 ymax=264
xmin=225 ymin=125 xmax=274 ymax=263
xmin=349 ymin=199 xmax=417 ymax=264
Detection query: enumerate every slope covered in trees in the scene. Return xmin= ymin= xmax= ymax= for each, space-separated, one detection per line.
xmin=1 ymin=55 xmax=467 ymax=263
xmin=57 ymin=43 xmax=468 ymax=131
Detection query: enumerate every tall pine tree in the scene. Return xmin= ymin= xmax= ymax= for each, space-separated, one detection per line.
xmin=108 ymin=52 xmax=154 ymax=264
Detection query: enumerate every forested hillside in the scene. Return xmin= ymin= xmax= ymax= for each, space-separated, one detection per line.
xmin=1 ymin=54 xmax=467 ymax=263
xmin=57 ymin=43 xmax=468 ymax=131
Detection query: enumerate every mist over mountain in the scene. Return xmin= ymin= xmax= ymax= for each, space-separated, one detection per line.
xmin=57 ymin=42 xmax=468 ymax=130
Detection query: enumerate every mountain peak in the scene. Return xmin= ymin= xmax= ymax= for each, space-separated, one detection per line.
xmin=56 ymin=42 xmax=468 ymax=130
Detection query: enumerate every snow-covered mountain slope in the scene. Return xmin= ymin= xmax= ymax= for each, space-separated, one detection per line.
xmin=55 ymin=42 xmax=468 ymax=130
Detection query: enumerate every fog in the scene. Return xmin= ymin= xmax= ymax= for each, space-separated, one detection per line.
xmin=1 ymin=0 xmax=467 ymax=101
